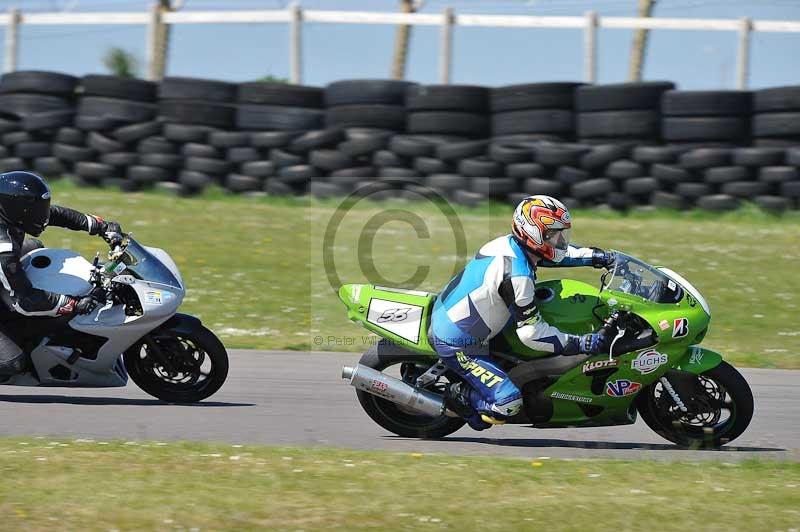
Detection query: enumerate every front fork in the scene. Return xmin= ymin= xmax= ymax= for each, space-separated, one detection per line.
xmin=660 ymin=345 xmax=724 ymax=411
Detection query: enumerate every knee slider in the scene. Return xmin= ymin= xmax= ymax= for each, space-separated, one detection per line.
xmin=490 ymin=396 xmax=522 ymax=418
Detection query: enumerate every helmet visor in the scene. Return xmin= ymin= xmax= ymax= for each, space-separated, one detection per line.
xmin=24 ymin=196 xmax=50 ymax=236
xmin=544 ymin=227 xmax=571 ymax=252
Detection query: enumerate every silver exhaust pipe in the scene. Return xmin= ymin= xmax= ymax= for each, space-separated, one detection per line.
xmin=342 ymin=363 xmax=454 ymax=418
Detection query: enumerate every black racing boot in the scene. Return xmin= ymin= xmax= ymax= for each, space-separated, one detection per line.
xmin=444 ymin=382 xmax=474 ymax=418
xmin=445 ymin=382 xmax=497 ymax=431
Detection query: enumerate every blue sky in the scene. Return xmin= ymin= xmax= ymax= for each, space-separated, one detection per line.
xmin=4 ymin=0 xmax=800 ymax=89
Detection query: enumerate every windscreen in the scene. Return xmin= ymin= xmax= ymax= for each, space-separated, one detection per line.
xmin=602 ymin=251 xmax=682 ymax=304
xmin=120 ymin=238 xmax=182 ymax=289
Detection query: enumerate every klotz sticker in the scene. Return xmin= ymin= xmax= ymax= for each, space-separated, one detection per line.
xmin=659 ymin=319 xmax=670 ymax=331
xmin=606 ymin=379 xmax=641 ymax=397
xmin=673 ymin=318 xmax=689 ymax=338
xmin=631 ymin=350 xmax=668 ymax=375
xmin=581 ymin=358 xmax=619 ymax=374
xmin=144 ymin=290 xmax=163 ymax=305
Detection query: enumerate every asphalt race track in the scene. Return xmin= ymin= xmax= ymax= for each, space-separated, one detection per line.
xmin=0 ymin=350 xmax=797 ymax=461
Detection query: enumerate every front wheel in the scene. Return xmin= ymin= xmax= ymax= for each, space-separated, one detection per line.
xmin=124 ymin=321 xmax=229 ymax=403
xmin=356 ymin=343 xmax=466 ymax=439
xmin=637 ymin=361 xmax=753 ymax=449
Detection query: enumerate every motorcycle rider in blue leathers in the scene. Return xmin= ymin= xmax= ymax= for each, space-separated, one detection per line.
xmin=433 ymin=195 xmax=615 ymax=430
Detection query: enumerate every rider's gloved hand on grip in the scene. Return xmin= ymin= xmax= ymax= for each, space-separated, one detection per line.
xmin=73 ymin=296 xmax=100 ymax=315
xmin=55 ymin=297 xmax=95 ymax=316
xmin=581 ymin=331 xmax=608 ymax=355
xmin=88 ymin=215 xmax=121 ymax=237
xmin=591 ymin=248 xmax=616 ymax=269
xmin=59 ymin=287 xmax=107 ymax=316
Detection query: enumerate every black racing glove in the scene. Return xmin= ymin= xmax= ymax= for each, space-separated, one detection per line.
xmin=591 ymin=248 xmax=616 ymax=269
xmin=88 ymin=215 xmax=121 ymax=237
xmin=69 ymin=287 xmax=107 ymax=315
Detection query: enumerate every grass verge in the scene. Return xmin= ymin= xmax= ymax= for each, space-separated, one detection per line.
xmin=1 ymin=437 xmax=798 ymax=531
xmin=43 ymin=180 xmax=800 ymax=368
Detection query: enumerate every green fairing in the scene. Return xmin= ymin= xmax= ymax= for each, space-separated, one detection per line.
xmin=675 ymin=346 xmax=724 ymax=375
xmin=338 ymin=251 xmax=725 ymax=429
xmin=338 ymin=284 xmax=437 ymax=356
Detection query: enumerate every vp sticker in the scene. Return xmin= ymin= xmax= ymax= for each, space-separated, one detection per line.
xmin=673 ymin=318 xmax=689 ymax=338
xmin=606 ymin=379 xmax=641 ymax=397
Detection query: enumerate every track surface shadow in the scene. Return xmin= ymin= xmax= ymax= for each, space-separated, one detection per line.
xmin=0 ymin=394 xmax=254 ymax=407
xmin=387 ymin=436 xmax=785 ymax=453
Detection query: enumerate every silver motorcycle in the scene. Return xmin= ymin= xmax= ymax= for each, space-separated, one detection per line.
xmin=1 ymin=232 xmax=228 ymax=402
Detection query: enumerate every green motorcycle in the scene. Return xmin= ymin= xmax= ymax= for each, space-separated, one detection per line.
xmin=339 ymin=251 xmax=753 ymax=449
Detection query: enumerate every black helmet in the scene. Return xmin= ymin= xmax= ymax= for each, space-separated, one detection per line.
xmin=0 ymin=171 xmax=51 ymax=236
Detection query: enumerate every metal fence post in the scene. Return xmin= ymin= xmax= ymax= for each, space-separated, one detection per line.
xmin=736 ymin=17 xmax=752 ymax=89
xmin=145 ymin=3 xmax=162 ymax=81
xmin=439 ymin=7 xmax=454 ymax=84
xmin=584 ymin=10 xmax=598 ymax=83
xmin=289 ymin=3 xmax=302 ymax=84
xmin=4 ymin=7 xmax=20 ymax=74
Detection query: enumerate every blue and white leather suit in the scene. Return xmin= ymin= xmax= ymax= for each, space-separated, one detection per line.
xmin=430 ymin=235 xmax=597 ymax=427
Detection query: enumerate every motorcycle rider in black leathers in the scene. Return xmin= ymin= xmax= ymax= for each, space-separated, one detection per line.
xmin=0 ymin=171 xmax=122 ymax=377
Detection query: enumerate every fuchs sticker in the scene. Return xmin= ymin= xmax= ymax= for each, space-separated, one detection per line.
xmin=144 ymin=290 xmax=163 ymax=305
xmin=659 ymin=319 xmax=670 ymax=331
xmin=631 ymin=350 xmax=668 ymax=375
xmin=581 ymin=358 xmax=619 ymax=374
xmin=606 ymin=379 xmax=641 ymax=397
xmin=673 ymin=318 xmax=689 ymax=338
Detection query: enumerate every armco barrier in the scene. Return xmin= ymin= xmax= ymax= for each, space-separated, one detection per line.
xmin=1 ymin=71 xmax=799 ymax=211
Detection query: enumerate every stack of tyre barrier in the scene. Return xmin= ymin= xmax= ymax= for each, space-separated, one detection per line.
xmin=661 ymin=90 xmax=751 ymax=146
xmin=491 ymin=82 xmax=582 ymax=141
xmin=67 ymin=75 xmax=159 ymax=188
xmin=576 ymin=81 xmax=674 ymax=144
xmin=751 ymin=86 xmax=800 ymax=147
xmin=0 ymin=70 xmax=798 ymax=211
xmin=0 ymin=71 xmax=76 ymax=177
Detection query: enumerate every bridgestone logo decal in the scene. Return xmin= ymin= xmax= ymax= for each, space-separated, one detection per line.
xmin=551 ymin=392 xmax=593 ymax=404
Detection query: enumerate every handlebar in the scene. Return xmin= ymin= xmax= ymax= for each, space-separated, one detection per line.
xmin=599 ymin=310 xmax=657 ymax=356
xmin=102 ymin=230 xmax=126 ymax=248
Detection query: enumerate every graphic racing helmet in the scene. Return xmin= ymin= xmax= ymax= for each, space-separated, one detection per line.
xmin=512 ymin=195 xmax=572 ymax=263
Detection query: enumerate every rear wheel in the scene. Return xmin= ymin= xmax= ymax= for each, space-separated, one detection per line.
xmin=356 ymin=343 xmax=466 ymax=439
xmin=637 ymin=361 xmax=753 ymax=448
xmin=124 ymin=323 xmax=228 ymax=403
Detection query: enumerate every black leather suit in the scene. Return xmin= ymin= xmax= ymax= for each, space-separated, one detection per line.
xmin=0 ymin=205 xmax=99 ymax=375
